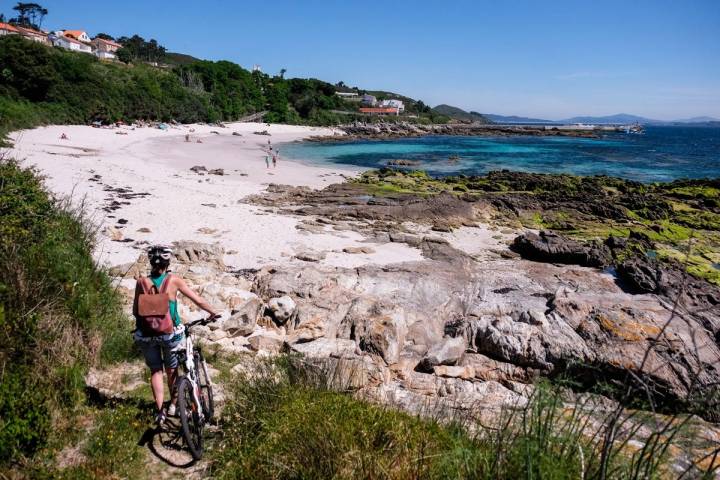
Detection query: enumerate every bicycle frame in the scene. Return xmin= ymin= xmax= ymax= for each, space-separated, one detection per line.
xmin=176 ymin=329 xmax=205 ymax=423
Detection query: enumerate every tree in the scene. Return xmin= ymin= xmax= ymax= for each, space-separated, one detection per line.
xmin=116 ymin=47 xmax=132 ymax=64
xmin=95 ymin=32 xmax=114 ymax=41
xmin=10 ymin=2 xmax=48 ymax=29
xmin=115 ymin=34 xmax=166 ymax=64
xmin=279 ymin=68 xmax=287 ymax=79
xmin=0 ymin=14 xmax=5 ymax=22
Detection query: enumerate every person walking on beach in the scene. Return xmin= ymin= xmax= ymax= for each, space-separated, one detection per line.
xmin=265 ymin=152 xmax=271 ymax=168
xmin=272 ymin=151 xmax=278 ymax=168
xmin=133 ymin=245 xmax=219 ymax=425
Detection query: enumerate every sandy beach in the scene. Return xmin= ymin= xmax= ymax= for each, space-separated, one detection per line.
xmin=6 ymin=122 xmax=437 ymax=270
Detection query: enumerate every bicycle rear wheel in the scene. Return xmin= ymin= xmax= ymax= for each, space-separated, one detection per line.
xmin=194 ymin=349 xmax=215 ymax=421
xmin=177 ymin=376 xmax=203 ymax=460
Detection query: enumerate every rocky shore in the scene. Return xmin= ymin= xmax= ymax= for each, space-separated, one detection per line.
xmin=96 ymin=164 xmax=720 ymax=471
xmin=107 ymin=169 xmax=720 ymax=424
xmin=306 ymin=121 xmax=601 ymax=141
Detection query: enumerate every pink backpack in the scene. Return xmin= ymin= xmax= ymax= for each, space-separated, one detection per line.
xmin=136 ymin=275 xmax=174 ymax=336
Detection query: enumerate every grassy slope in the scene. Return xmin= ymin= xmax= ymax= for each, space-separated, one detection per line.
xmin=211 ymin=357 xmax=711 ymax=479
xmin=0 ymin=157 xmax=138 ymax=472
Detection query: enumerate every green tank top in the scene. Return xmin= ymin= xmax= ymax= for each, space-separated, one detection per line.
xmin=150 ymin=272 xmax=181 ymax=327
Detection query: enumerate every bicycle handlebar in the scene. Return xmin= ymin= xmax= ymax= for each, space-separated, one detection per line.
xmin=184 ymin=314 xmax=221 ymax=330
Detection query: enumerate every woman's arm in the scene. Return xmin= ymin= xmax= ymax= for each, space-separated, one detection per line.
xmin=132 ymin=281 xmax=141 ymax=318
xmin=175 ymin=276 xmax=219 ymax=316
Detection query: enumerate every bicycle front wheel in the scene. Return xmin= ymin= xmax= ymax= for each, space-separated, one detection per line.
xmin=194 ymin=349 xmax=215 ymax=421
xmin=177 ymin=376 xmax=203 ymax=460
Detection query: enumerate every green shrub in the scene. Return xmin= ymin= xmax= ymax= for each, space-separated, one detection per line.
xmin=0 ymin=158 xmax=133 ymax=466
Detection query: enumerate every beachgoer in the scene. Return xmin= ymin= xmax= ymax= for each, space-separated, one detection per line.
xmin=185 ymin=133 xmax=190 ymax=142
xmin=272 ymin=152 xmax=277 ymax=168
xmin=265 ymin=153 xmax=271 ymax=168
xmin=60 ymin=133 xmax=69 ymax=140
xmin=133 ymin=245 xmax=219 ymax=424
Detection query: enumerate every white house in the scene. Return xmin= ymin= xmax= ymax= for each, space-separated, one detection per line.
xmin=61 ymin=30 xmax=91 ymax=43
xmin=91 ymin=37 xmax=122 ymax=59
xmin=52 ymin=34 xmax=92 ymax=53
xmin=361 ymin=94 xmax=377 ymax=106
xmin=379 ymin=99 xmax=405 ymax=113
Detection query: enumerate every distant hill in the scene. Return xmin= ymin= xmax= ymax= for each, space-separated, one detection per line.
xmin=561 ymin=113 xmax=653 ymax=124
xmin=164 ymin=51 xmax=202 ymax=66
xmin=432 ymin=104 xmax=490 ymax=123
xmin=481 ymin=112 xmax=720 ymax=126
xmin=673 ymin=116 xmax=720 ymax=123
xmin=483 ymin=113 xmax=555 ymax=124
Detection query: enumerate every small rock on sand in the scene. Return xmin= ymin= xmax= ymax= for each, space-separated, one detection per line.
xmin=294 ymin=251 xmax=326 ymax=262
xmin=343 ymin=246 xmax=376 ymax=254
xmin=105 ymin=226 xmax=123 ymax=241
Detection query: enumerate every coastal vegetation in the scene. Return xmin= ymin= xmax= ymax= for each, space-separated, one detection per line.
xmin=0 ymin=157 xmax=133 ymax=469
xmin=212 ymin=356 xmax=707 ymax=479
xmin=0 ymin=35 xmax=444 ymax=143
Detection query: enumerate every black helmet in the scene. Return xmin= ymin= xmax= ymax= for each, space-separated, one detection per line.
xmin=147 ymin=245 xmax=173 ymax=266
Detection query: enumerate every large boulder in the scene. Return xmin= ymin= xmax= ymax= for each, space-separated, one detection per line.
xmin=359 ymin=311 xmax=407 ymax=365
xmin=267 ymin=295 xmax=297 ymax=325
xmin=222 ymin=294 xmax=262 ymax=337
xmin=289 ymin=338 xmax=358 ymax=359
xmin=419 ymin=336 xmax=466 ymax=371
xmin=512 ymin=230 xmax=610 ymax=268
xmin=247 ymin=331 xmax=285 ymax=353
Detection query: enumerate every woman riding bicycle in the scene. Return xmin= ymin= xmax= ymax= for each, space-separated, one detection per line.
xmin=132 ymin=245 xmax=220 ymax=424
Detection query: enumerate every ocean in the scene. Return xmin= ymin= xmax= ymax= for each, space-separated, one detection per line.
xmin=281 ymin=126 xmax=720 ymax=183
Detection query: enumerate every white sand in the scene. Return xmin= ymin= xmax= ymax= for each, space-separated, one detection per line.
xmin=6 ymin=122 xmax=424 ymax=269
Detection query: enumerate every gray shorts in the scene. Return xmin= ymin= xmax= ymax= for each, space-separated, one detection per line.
xmin=136 ymin=335 xmax=182 ymax=371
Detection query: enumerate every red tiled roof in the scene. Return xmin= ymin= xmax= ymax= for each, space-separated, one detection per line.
xmin=0 ymin=22 xmax=20 ymax=33
xmin=359 ymin=107 xmax=400 ymax=113
xmin=15 ymin=25 xmax=46 ymax=37
xmin=93 ymin=37 xmax=122 ymax=48
xmin=63 ymin=29 xmax=87 ymax=39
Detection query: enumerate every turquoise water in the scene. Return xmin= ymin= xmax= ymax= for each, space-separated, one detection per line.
xmin=281 ymin=126 xmax=720 ymax=182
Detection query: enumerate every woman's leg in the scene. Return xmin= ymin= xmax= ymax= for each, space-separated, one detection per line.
xmin=166 ymin=367 xmax=177 ymax=406
xmin=150 ymin=368 xmax=165 ymax=411
xmin=140 ymin=341 xmax=165 ymax=412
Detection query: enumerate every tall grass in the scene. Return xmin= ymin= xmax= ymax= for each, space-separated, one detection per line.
xmin=0 ymin=157 xmax=133 ymax=466
xmin=212 ymin=356 xmax=716 ymax=479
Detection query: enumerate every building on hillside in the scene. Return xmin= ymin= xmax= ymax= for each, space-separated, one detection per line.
xmin=378 ymin=99 xmax=405 ymax=113
xmin=361 ymin=94 xmax=377 ymax=106
xmin=13 ymin=25 xmax=50 ymax=44
xmin=61 ymin=30 xmax=91 ymax=43
xmin=91 ymin=37 xmax=122 ymax=59
xmin=52 ymin=33 xmax=92 ymax=53
xmin=0 ymin=22 xmax=20 ymax=36
xmin=359 ymin=107 xmax=401 ymax=116
xmin=336 ymin=91 xmax=362 ymax=103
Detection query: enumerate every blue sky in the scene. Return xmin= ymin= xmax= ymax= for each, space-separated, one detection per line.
xmin=15 ymin=0 xmax=720 ymax=120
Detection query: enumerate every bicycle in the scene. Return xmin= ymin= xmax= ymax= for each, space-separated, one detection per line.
xmin=171 ymin=315 xmax=217 ymax=460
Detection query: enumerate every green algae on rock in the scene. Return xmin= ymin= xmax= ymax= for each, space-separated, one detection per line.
xmin=354 ymin=169 xmax=720 ymax=285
